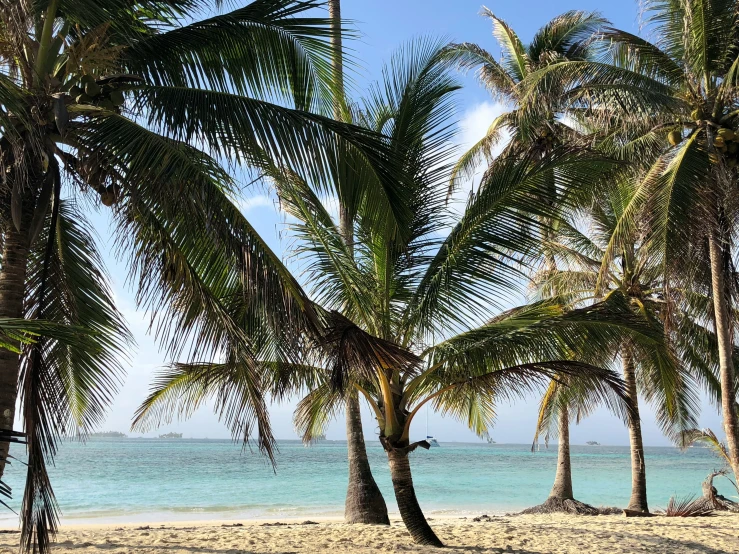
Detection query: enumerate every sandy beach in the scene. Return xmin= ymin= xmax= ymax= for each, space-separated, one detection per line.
xmin=1 ymin=513 xmax=737 ymax=553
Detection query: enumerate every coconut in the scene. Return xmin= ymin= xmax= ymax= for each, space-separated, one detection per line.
xmin=728 ymin=143 xmax=738 ymax=154
xmin=668 ymin=130 xmax=682 ymax=146
xmin=80 ymin=74 xmax=95 ymax=86
xmin=97 ymin=98 xmax=115 ymax=110
xmin=68 ymin=85 xmax=83 ymax=97
xmin=84 ymin=81 xmax=101 ymax=97
xmin=714 ymin=136 xmax=726 ymax=147
xmin=75 ymin=93 xmax=92 ymax=104
xmin=109 ymin=90 xmax=125 ymax=107
xmin=691 ymin=108 xmax=704 ymax=121
xmin=100 ymin=191 xmax=115 ymax=207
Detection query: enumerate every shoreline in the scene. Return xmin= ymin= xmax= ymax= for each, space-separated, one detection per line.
xmin=1 ymin=513 xmax=736 ymax=553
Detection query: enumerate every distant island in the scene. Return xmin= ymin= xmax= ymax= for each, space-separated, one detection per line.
xmin=90 ymin=431 xmax=127 ymax=438
xmin=159 ymin=432 xmax=183 ymax=439
xmin=585 ymin=441 xmax=600 ymax=446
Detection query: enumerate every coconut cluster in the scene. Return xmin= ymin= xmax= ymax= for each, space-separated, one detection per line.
xmin=67 ymin=75 xmax=126 ymax=111
xmin=535 ymin=128 xmax=558 ymax=149
xmin=711 ymin=127 xmax=738 ymax=167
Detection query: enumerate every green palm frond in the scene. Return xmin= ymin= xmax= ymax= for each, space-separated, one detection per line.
xmin=125 ymin=0 xmax=339 ymax=112
xmin=133 ymin=359 xmax=273 ymax=456
xmin=408 ymin=149 xmax=615 ymax=337
xmin=528 ymin=11 xmax=607 ymax=61
xmin=480 ymin=8 xmax=529 ymax=82
xmin=430 ymin=361 xmax=628 ymax=440
xmin=441 ymin=42 xmax=517 ymax=99
xmin=680 ymin=428 xmax=732 ymax=467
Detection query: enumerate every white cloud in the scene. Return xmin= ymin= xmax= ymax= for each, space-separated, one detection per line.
xmin=446 ymin=101 xmax=512 ymax=212
xmin=238 ymin=194 xmax=276 ymax=213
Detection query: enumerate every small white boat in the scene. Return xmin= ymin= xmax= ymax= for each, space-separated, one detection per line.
xmin=425 ymin=407 xmax=440 ymax=447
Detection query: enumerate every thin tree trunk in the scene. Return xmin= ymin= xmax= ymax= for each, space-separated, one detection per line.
xmin=0 ymin=222 xmax=31 ymax=479
xmin=622 ymin=348 xmax=649 ymax=512
xmin=329 ymin=0 xmax=389 ymax=525
xmin=708 ymin=231 xmax=739 ymax=478
xmin=387 ymin=448 xmax=442 ymax=547
xmin=344 ymin=391 xmax=389 ymax=524
xmin=549 ymin=405 xmax=573 ymax=499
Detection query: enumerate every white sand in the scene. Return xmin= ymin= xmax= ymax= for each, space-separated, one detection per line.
xmin=1 ymin=513 xmax=738 ymax=553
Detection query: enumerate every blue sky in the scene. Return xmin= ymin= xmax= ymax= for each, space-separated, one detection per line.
xmin=89 ymin=0 xmax=726 ymax=447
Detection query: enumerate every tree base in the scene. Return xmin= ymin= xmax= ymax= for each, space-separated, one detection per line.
xmin=518 ymin=497 xmax=601 ymax=515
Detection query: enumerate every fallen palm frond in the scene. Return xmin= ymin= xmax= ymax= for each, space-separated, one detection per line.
xmin=657 ymin=495 xmax=715 ymax=517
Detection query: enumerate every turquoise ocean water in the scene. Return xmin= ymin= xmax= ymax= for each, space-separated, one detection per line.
xmin=0 ymin=439 xmax=733 ymax=524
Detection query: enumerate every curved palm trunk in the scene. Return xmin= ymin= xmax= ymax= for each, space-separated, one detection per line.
xmin=386 ymin=448 xmax=442 ymax=547
xmin=549 ymin=405 xmax=573 ymax=499
xmin=622 ymin=348 xmax=648 ymax=512
xmin=708 ymin=232 xmax=739 ymax=478
xmin=344 ymin=391 xmax=389 ymax=524
xmin=0 ymin=221 xmax=31 ymax=479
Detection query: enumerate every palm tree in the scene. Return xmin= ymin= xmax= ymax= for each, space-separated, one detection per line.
xmin=445 ymin=9 xmax=615 ymax=515
xmin=327 ymin=0 xmax=389 ymax=525
xmin=133 ymin=38 xmax=657 ymax=546
xmin=442 ymin=8 xmax=607 ymax=187
xmin=0 ymin=1 xmax=405 ymax=551
xmin=519 ymin=0 xmax=739 ymax=478
xmin=268 ymin=43 xmax=675 ymax=541
xmin=529 ymin=174 xmax=704 ymax=513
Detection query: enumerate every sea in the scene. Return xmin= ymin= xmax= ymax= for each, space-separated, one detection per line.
xmin=0 ymin=439 xmax=733 ymax=525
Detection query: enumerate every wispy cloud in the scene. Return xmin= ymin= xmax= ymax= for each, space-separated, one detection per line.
xmin=239 ymin=194 xmax=276 ymax=213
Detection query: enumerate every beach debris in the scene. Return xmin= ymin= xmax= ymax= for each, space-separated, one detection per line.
xmin=656 ymin=495 xmax=715 ymax=517
xmin=221 ymin=523 xmax=243 ymax=527
xmin=260 ymin=522 xmax=288 ymax=526
xmin=472 ymin=514 xmax=493 ymax=522
xmin=300 ymin=521 xmax=318 ymax=525
xmin=623 ymin=509 xmax=655 ymax=517
xmin=134 ymin=526 xmax=150 ymax=530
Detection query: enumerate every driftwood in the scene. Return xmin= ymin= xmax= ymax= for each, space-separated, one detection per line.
xmin=695 ymin=471 xmax=739 ymax=513
xmin=623 ymin=509 xmax=656 ymax=517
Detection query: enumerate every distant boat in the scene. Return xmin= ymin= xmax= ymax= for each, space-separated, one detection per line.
xmin=425 ymin=406 xmax=440 ymax=447
xmin=158 ymin=432 xmax=183 ymax=439
xmin=586 ymin=441 xmax=600 ymax=446
xmin=486 ymin=437 xmax=496 ymax=444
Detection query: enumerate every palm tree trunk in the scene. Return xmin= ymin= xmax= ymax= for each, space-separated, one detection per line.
xmin=329 ymin=0 xmax=389 ymax=525
xmin=344 ymin=390 xmax=389 ymax=524
xmin=386 ymin=448 xmax=442 ymax=546
xmin=708 ymin=231 xmax=739 ymax=478
xmin=549 ymin=405 xmax=573 ymax=499
xmin=0 ymin=221 xmax=31 ymax=479
xmin=622 ymin=348 xmax=648 ymax=512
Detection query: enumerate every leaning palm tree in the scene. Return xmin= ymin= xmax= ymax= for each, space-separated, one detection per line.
xmin=133 ymin=39 xmax=652 ymax=546
xmin=0 ymin=1 xmax=405 ymax=551
xmin=519 ymin=0 xmax=739 ymax=478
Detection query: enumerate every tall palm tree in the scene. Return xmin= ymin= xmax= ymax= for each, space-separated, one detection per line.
xmin=519 ymin=0 xmax=739 ymax=478
xmin=0 ymin=1 xmax=405 ymax=551
xmin=530 ymin=175 xmax=702 ymax=513
xmin=327 ymin=0 xmax=389 ymax=525
xmin=445 ymin=9 xmax=614 ymax=515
